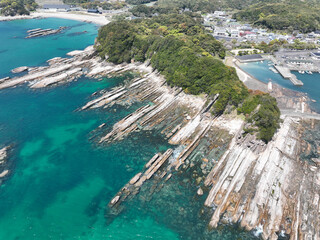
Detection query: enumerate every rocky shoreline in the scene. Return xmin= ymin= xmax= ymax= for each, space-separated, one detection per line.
xmin=0 ymin=45 xmax=319 ymax=239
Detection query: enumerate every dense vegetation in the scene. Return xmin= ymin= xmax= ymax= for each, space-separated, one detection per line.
xmin=96 ymin=14 xmax=280 ymax=142
xmin=234 ymin=0 xmax=320 ymax=33
xmin=155 ymin=0 xmax=271 ymax=12
xmin=131 ymin=0 xmax=315 ymax=14
xmin=237 ymin=91 xmax=280 ymax=142
xmin=126 ymin=0 xmax=156 ymax=5
xmin=0 ymin=0 xmax=37 ymax=16
xmin=129 ymin=0 xmax=320 ymax=33
xmin=62 ymin=0 xmax=126 ymax=9
xmin=79 ymin=1 xmax=126 ymax=10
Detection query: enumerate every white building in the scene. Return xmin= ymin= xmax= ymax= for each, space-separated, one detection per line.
xmin=214 ymin=27 xmax=228 ymax=36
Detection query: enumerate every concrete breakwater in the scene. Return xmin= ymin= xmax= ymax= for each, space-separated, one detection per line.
xmin=274 ymin=65 xmax=303 ymax=86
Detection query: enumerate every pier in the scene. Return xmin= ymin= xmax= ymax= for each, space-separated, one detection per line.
xmin=274 ymin=65 xmax=303 ymax=86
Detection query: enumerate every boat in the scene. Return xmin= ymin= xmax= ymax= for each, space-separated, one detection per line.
xmin=299 ymin=70 xmax=305 ymax=74
xmin=269 ymin=67 xmax=278 ymax=73
xmin=306 ymin=71 xmax=313 ymax=74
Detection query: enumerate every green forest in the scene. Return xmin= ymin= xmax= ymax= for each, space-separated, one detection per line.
xmin=129 ymin=0 xmax=320 ymax=33
xmin=126 ymin=0 xmax=156 ymax=5
xmin=96 ymin=14 xmax=280 ymax=142
xmin=234 ymin=0 xmax=320 ymax=32
xmin=0 ymin=0 xmax=37 ymax=16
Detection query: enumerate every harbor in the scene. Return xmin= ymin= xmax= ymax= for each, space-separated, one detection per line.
xmin=274 ymin=65 xmax=304 ymax=86
xmin=274 ymin=50 xmax=320 ymax=73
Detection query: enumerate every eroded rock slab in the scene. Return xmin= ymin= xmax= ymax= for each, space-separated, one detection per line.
xmin=204 ymin=117 xmax=320 ymax=240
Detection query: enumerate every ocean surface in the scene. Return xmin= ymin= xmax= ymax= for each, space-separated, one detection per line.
xmin=239 ymin=60 xmax=320 ymax=112
xmin=0 ymin=17 xmax=98 ymax=78
xmin=0 ymin=18 xmax=259 ymax=240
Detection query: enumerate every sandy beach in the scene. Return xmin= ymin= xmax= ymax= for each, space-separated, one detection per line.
xmin=0 ymin=10 xmax=110 ymax=26
xmin=225 ymin=56 xmax=268 ymax=92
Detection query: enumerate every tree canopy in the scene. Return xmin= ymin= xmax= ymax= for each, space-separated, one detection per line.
xmin=96 ymin=14 xmax=280 ymax=142
xmin=233 ymin=0 xmax=320 ymax=33
xmin=0 ymin=0 xmax=37 ymax=16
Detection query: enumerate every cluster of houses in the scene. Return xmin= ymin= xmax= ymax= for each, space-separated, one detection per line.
xmin=203 ymin=11 xmax=320 ymax=45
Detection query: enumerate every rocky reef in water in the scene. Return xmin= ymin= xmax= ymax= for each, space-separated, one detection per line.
xmin=1 ymin=46 xmax=319 ymax=239
xmin=0 ymin=146 xmax=11 ymax=184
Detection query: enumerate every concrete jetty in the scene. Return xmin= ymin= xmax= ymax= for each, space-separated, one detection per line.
xmin=274 ymin=65 xmax=303 ymax=86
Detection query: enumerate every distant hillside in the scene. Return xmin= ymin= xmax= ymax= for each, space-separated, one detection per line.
xmin=233 ymin=0 xmax=320 ymax=32
xmin=35 ymin=0 xmax=63 ymax=7
xmin=131 ymin=0 xmax=320 ymax=33
xmin=155 ymin=0 xmax=310 ymax=12
xmin=0 ymin=0 xmax=37 ymax=16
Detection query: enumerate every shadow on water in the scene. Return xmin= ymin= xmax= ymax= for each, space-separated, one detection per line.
xmin=67 ymin=31 xmax=88 ymax=37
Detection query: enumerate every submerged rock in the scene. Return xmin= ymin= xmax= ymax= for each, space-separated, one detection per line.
xmin=0 ymin=146 xmax=10 ymax=181
xmin=0 ymin=146 xmax=8 ymax=165
xmin=197 ymin=187 xmax=204 ymax=196
xmin=11 ymin=66 xmax=28 ymax=74
xmin=0 ymin=169 xmax=9 ymax=178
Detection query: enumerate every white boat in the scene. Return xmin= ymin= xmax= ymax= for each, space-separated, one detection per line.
xmin=299 ymin=70 xmax=305 ymax=74
xmin=269 ymin=67 xmax=278 ymax=73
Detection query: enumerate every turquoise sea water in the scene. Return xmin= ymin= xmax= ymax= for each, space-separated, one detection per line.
xmin=239 ymin=61 xmax=320 ymax=112
xmin=0 ymin=17 xmax=98 ymax=78
xmin=0 ymin=18 xmax=259 ymax=239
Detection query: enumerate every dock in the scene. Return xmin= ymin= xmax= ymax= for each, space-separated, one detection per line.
xmin=274 ymin=65 xmax=303 ymax=86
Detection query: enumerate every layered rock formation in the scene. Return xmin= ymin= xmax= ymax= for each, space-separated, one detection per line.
xmin=204 ymin=117 xmax=320 ymax=239
xmin=1 ymin=45 xmax=319 ymax=239
xmin=0 ymin=146 xmax=10 ymax=181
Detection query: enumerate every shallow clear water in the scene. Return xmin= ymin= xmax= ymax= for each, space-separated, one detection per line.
xmin=0 ymin=17 xmax=98 ymax=78
xmin=0 ymin=18 xmax=259 ymax=240
xmin=0 ymin=76 xmax=180 ymax=239
xmin=239 ymin=61 xmax=320 ymax=112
